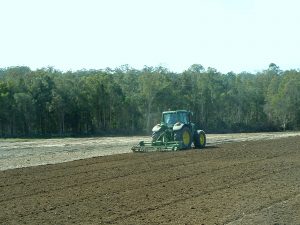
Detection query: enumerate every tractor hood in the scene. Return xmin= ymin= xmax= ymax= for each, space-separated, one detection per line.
xmin=152 ymin=123 xmax=168 ymax=132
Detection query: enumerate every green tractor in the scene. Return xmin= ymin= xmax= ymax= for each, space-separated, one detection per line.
xmin=132 ymin=110 xmax=206 ymax=152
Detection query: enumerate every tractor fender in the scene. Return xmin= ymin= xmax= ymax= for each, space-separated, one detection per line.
xmin=152 ymin=124 xmax=162 ymax=132
xmin=173 ymin=122 xmax=185 ymax=131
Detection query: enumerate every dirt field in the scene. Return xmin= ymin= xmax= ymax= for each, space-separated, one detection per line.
xmin=1 ymin=132 xmax=300 ymax=171
xmin=0 ymin=136 xmax=300 ymax=224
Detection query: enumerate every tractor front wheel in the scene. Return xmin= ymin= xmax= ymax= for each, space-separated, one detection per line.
xmin=152 ymin=131 xmax=163 ymax=142
xmin=174 ymin=126 xmax=192 ymax=149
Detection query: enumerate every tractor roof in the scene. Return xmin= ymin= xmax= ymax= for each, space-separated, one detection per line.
xmin=162 ymin=110 xmax=189 ymax=114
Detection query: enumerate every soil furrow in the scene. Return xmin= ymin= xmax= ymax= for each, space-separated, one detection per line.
xmin=0 ymin=136 xmax=299 ymax=224
xmin=0 ymin=148 xmax=294 ymax=203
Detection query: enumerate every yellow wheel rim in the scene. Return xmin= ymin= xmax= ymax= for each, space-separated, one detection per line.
xmin=200 ymin=133 xmax=205 ymax=145
xmin=183 ymin=131 xmax=190 ymax=145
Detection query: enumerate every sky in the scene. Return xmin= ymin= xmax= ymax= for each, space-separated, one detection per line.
xmin=1 ymin=0 xmax=300 ymax=73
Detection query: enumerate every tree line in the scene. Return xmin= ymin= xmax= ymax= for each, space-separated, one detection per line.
xmin=0 ymin=63 xmax=299 ymax=137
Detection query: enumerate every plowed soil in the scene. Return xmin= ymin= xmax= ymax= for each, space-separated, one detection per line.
xmin=1 ymin=132 xmax=300 ymax=171
xmin=1 ymin=136 xmax=300 ymax=224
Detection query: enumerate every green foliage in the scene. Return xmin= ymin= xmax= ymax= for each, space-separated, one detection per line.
xmin=0 ymin=64 xmax=299 ymax=137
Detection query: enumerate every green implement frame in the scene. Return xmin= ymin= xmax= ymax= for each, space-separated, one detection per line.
xmin=131 ymin=140 xmax=183 ymax=152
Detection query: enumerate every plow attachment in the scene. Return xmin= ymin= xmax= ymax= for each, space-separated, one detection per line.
xmin=131 ymin=140 xmax=183 ymax=152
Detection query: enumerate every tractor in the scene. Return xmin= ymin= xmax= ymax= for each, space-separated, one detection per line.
xmin=132 ymin=110 xmax=206 ymax=152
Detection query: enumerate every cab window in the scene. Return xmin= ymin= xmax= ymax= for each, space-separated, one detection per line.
xmin=177 ymin=112 xmax=189 ymax=124
xmin=163 ymin=113 xmax=177 ymax=125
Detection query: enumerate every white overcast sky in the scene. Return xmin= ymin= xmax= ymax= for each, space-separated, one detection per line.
xmin=1 ymin=0 xmax=300 ymax=73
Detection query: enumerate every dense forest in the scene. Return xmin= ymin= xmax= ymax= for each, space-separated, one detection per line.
xmin=0 ymin=63 xmax=299 ymax=137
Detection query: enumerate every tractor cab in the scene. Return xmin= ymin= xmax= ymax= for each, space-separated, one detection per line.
xmin=162 ymin=110 xmax=191 ymax=127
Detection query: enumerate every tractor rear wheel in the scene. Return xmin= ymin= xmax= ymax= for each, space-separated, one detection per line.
xmin=194 ymin=130 xmax=206 ymax=149
xmin=174 ymin=126 xmax=192 ymax=149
